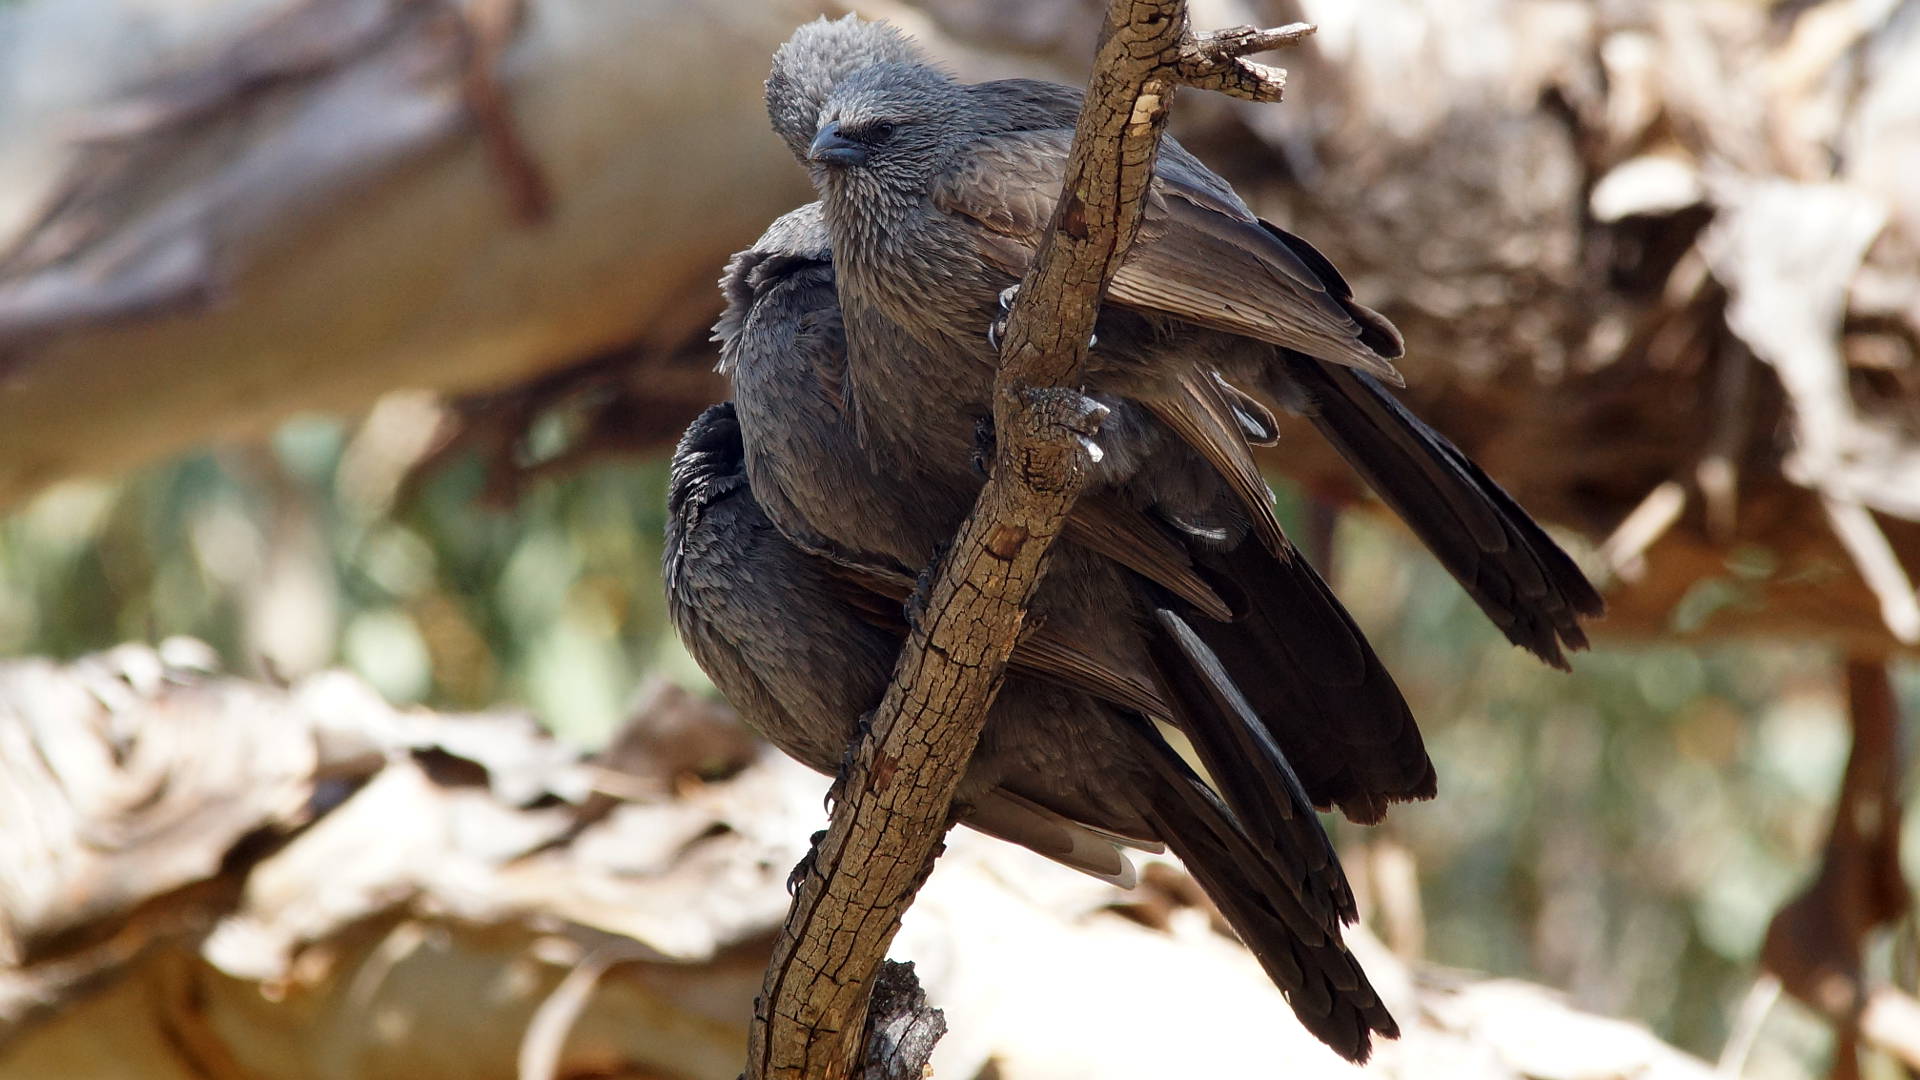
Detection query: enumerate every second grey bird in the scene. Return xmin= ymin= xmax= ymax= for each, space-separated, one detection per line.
xmin=665 ymin=402 xmax=1397 ymax=1059
xmin=712 ymin=205 xmax=1418 ymax=1062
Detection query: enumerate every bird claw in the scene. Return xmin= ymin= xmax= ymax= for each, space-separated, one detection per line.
xmin=976 ymin=406 xmax=1100 ymax=467
xmin=788 ymin=828 xmax=828 ymax=896
xmin=972 ymin=416 xmax=997 ymax=478
xmin=823 ymin=708 xmax=874 ymax=815
xmin=904 ymin=545 xmax=949 ymax=632
xmin=987 ymin=286 xmax=1096 ymax=353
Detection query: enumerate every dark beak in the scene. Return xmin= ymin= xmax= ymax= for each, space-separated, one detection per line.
xmin=808 ymin=122 xmax=869 ymax=166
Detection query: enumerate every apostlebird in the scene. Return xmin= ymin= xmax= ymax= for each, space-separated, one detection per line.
xmin=723 ymin=67 xmax=1421 ymax=1053
xmin=789 ymin=21 xmax=1601 ymax=666
xmin=768 ymin=17 xmax=1602 ymax=668
xmin=716 ymin=204 xmax=1419 ymax=1060
xmin=721 ymin=198 xmax=1429 ymax=832
xmin=665 ymin=402 xmax=1397 ymax=1058
xmin=698 ymin=20 xmax=1602 ymax=1062
xmin=740 ymin=25 xmax=1443 ymax=827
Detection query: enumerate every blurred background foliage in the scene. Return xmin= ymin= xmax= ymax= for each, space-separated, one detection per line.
xmin=1 ymin=391 xmax=1912 ymax=1075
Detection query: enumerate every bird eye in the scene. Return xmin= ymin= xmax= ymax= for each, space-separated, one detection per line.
xmin=863 ymin=122 xmax=896 ymax=145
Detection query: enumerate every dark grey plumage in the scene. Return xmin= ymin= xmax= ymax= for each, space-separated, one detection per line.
xmin=664 ymin=403 xmax=1395 ymax=1059
xmin=786 ymin=20 xmax=1601 ymax=668
xmin=664 ymin=402 xmax=1144 ymax=886
xmin=702 ymin=16 xmax=1600 ymax=1062
xmin=751 ymin=24 xmax=1440 ymax=830
xmin=718 ymin=195 xmax=1430 ymax=820
xmin=714 ymin=201 xmax=1405 ymax=1059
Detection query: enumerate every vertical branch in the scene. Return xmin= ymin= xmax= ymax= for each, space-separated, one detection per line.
xmin=744 ymin=6 xmax=1313 ymax=1077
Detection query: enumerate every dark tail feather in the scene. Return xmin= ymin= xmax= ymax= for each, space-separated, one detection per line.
xmin=1184 ymin=537 xmax=1436 ymax=825
xmin=1282 ymin=357 xmax=1605 ymax=669
xmin=1146 ymin=609 xmax=1355 ymax=935
xmin=1120 ymin=712 xmax=1398 ymax=1063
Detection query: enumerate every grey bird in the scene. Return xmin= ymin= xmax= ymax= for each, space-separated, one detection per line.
xmin=707 ymin=21 xmax=1599 ymax=1061
xmin=664 ymin=402 xmax=1397 ymax=1059
xmin=777 ymin=17 xmax=1601 ymax=664
xmin=738 ymin=25 xmax=1439 ymax=833
xmin=723 ymin=199 xmax=1428 ymax=820
xmin=723 ymin=68 xmax=1425 ymax=1067
xmin=736 ymin=18 xmax=1595 ymax=828
xmin=715 ymin=204 xmax=1412 ymax=1060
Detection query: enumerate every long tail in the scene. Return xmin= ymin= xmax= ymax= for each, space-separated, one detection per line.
xmin=1281 ymin=358 xmax=1605 ymax=669
xmin=1119 ymin=710 xmax=1398 ymax=1063
xmin=1180 ymin=538 xmax=1437 ymax=826
xmin=1146 ymin=608 xmax=1355 ymax=934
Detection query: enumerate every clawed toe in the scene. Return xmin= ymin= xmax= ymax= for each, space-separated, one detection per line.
xmin=988 ymin=286 xmax=1097 ymax=353
xmin=787 ymin=828 xmax=829 ymax=895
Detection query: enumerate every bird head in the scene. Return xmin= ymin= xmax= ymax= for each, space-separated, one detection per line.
xmin=767 ymin=16 xmax=927 ymax=164
xmin=809 ymin=63 xmax=965 ymax=193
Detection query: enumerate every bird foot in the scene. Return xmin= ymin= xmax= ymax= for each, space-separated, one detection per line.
xmin=823 ymin=708 xmax=876 ymax=816
xmin=971 ymin=415 xmax=997 ymax=479
xmin=787 ymin=828 xmax=829 ymax=896
xmin=1016 ymin=386 xmax=1111 ymax=470
xmin=987 ymin=284 xmax=1096 ymax=353
xmin=904 ymin=544 xmax=950 ymax=632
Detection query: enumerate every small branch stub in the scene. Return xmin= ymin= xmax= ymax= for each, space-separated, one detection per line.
xmin=1177 ymin=22 xmax=1313 ymax=103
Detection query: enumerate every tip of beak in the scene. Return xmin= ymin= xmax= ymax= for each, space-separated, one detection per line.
xmin=808 ymin=122 xmax=868 ymax=167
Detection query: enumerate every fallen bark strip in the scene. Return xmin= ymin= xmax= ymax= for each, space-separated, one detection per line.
xmin=743 ymin=5 xmax=1314 ymax=1078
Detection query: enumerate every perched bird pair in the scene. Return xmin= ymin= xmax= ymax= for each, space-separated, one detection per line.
xmin=665 ymin=16 xmax=1603 ymax=1063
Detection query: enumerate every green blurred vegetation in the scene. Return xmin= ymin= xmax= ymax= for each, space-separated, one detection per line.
xmin=0 ymin=399 xmax=1914 ymax=1076
xmin=0 ymin=406 xmax=701 ymax=742
xmin=1332 ymin=515 xmax=1918 ymax=1077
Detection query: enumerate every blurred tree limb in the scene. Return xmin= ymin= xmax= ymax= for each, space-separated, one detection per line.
xmin=1760 ymin=657 xmax=1915 ymax=1079
xmin=0 ymin=0 xmax=800 ymax=503
xmin=0 ymin=642 xmax=1721 ymax=1080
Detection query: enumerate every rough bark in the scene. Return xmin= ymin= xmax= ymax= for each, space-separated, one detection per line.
xmin=1759 ymin=658 xmax=1914 ymax=1079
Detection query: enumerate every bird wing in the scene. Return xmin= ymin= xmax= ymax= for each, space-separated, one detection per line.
xmin=1119 ymin=706 xmax=1396 ymax=1061
xmin=1144 ymin=609 xmax=1354 ymax=933
xmin=1065 ymin=495 xmax=1232 ymax=620
xmin=822 ymin=558 xmax=1171 ymax=720
xmin=1011 ymin=621 xmax=1169 ymax=719
xmin=962 ymin=788 xmax=1162 ymax=888
xmin=934 ymin=130 xmax=1405 ymax=382
xmin=1181 ymin=534 xmax=1438 ymax=825
xmin=1282 ymin=358 xmax=1605 ymax=668
xmin=1139 ymin=368 xmax=1291 ymax=555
